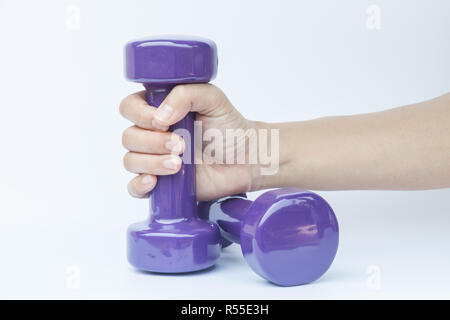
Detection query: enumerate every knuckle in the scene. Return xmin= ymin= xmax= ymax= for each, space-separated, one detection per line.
xmin=121 ymin=127 xmax=133 ymax=149
xmin=212 ymin=84 xmax=225 ymax=98
xmin=119 ymin=96 xmax=129 ymax=116
xmin=123 ymin=152 xmax=132 ymax=169
xmin=173 ymin=84 xmax=188 ymax=99
xmin=174 ymin=84 xmax=186 ymax=93
xmin=136 ymin=106 xmax=150 ymax=128
xmin=209 ymin=84 xmax=227 ymax=103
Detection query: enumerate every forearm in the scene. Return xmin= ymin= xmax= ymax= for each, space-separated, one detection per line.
xmin=256 ymin=92 xmax=450 ymax=191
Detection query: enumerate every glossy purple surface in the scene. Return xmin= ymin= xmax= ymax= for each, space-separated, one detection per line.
xmin=198 ymin=194 xmax=248 ymax=248
xmin=125 ymin=36 xmax=221 ymax=273
xmin=125 ymin=35 xmax=218 ymax=84
xmin=198 ymin=189 xmax=339 ymax=286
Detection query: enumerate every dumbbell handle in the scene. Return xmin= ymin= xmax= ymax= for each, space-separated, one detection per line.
xmin=204 ymin=196 xmax=252 ymax=244
xmin=144 ymin=83 xmax=196 ymax=220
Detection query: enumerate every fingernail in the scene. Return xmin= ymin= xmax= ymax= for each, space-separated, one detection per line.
xmin=155 ymin=104 xmax=173 ymax=122
xmin=141 ymin=175 xmax=154 ymax=185
xmin=163 ymin=156 xmax=180 ymax=170
xmin=152 ymin=119 xmax=167 ymax=131
xmin=165 ymin=139 xmax=184 ymax=154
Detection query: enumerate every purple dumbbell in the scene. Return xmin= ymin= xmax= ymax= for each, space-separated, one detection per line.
xmin=198 ymin=188 xmax=339 ymax=286
xmin=124 ymin=36 xmax=221 ymax=273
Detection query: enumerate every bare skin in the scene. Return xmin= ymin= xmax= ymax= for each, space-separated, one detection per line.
xmin=120 ymin=86 xmax=450 ymax=201
xmin=120 ymin=85 xmax=256 ymax=201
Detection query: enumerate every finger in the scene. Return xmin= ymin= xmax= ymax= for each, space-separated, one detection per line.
xmin=127 ymin=174 xmax=157 ymax=198
xmin=123 ymin=152 xmax=182 ymax=175
xmin=122 ymin=126 xmax=185 ymax=155
xmin=119 ymin=91 xmax=169 ymax=131
xmin=153 ymin=83 xmax=229 ymax=127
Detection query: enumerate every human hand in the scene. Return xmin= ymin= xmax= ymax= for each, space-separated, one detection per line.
xmin=120 ymin=84 xmax=259 ymax=201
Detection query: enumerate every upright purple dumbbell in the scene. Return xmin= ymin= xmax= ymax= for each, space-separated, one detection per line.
xmin=124 ymin=36 xmax=221 ymax=273
xmin=198 ymin=188 xmax=339 ymax=286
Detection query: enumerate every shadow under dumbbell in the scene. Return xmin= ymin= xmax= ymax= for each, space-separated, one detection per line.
xmin=247 ymin=268 xmax=355 ymax=287
xmin=131 ymin=264 xmax=217 ymax=277
xmin=313 ymin=269 xmax=357 ymax=284
xmin=215 ymin=248 xmax=246 ymax=268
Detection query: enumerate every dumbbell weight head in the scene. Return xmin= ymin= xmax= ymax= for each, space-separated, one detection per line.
xmin=198 ymin=188 xmax=339 ymax=286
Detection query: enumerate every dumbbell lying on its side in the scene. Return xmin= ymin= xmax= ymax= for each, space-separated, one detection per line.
xmin=198 ymin=188 xmax=339 ymax=286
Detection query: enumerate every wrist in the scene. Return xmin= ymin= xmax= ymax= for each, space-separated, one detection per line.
xmin=248 ymin=121 xmax=291 ymax=192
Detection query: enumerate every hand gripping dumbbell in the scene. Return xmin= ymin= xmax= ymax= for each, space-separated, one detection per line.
xmin=124 ymin=36 xmax=221 ymax=273
xmin=198 ymin=188 xmax=339 ymax=286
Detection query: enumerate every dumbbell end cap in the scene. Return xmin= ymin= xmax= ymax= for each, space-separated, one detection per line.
xmin=240 ymin=188 xmax=339 ymax=286
xmin=125 ymin=35 xmax=218 ymax=84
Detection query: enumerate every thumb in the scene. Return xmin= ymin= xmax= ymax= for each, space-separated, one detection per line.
xmin=153 ymin=83 xmax=229 ymax=127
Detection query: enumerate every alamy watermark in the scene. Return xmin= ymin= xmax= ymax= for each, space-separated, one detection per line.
xmin=168 ymin=121 xmax=280 ymax=176
xmin=66 ymin=265 xmax=81 ymax=289
xmin=366 ymin=264 xmax=381 ymax=290
xmin=366 ymin=4 xmax=381 ymax=30
xmin=65 ymin=5 xmax=81 ymax=31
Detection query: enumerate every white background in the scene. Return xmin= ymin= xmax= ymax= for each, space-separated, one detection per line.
xmin=0 ymin=0 xmax=449 ymax=299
